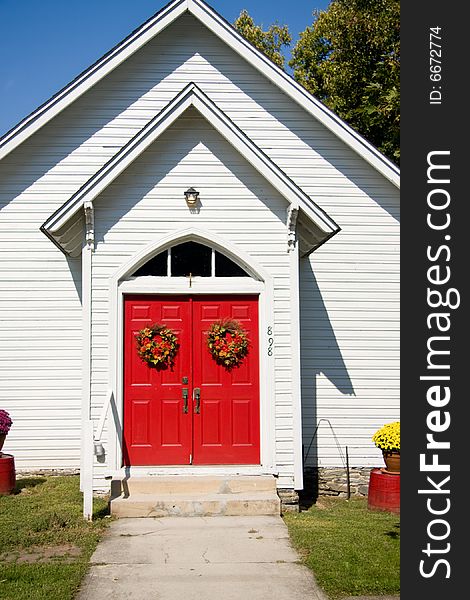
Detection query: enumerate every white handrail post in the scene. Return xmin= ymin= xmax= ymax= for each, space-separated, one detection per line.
xmin=81 ymin=200 xmax=95 ymax=520
xmin=83 ymin=419 xmax=94 ymax=521
xmin=95 ymin=389 xmax=113 ymax=442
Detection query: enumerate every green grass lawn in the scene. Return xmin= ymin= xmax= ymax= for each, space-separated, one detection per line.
xmin=284 ymin=496 xmax=400 ymax=599
xmin=0 ymin=476 xmax=109 ymax=600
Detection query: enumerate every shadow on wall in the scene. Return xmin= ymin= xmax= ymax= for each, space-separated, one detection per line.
xmin=300 ymin=259 xmax=355 ymax=499
xmin=67 ymin=256 xmax=82 ymax=304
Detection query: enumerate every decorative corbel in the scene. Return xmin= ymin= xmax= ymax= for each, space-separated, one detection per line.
xmin=287 ymin=205 xmax=299 ymax=252
xmin=84 ymin=201 xmax=95 ymax=250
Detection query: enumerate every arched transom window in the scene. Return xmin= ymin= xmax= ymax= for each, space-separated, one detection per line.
xmin=132 ymin=241 xmax=250 ymax=278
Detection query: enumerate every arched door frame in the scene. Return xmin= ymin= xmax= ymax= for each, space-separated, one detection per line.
xmin=106 ymin=227 xmax=276 ymax=475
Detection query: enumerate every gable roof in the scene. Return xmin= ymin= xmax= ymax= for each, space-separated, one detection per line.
xmin=0 ymin=0 xmax=399 ymax=188
xmin=41 ymin=83 xmax=340 ymax=256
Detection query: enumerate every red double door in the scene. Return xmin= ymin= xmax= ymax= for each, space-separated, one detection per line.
xmin=123 ymin=295 xmax=260 ymax=465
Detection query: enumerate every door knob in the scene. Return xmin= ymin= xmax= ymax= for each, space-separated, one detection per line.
xmin=182 ymin=388 xmax=188 ymax=414
xmin=194 ymin=388 xmax=200 ymax=414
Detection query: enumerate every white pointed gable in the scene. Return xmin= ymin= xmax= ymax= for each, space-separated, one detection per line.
xmin=41 ymin=84 xmax=339 ymax=256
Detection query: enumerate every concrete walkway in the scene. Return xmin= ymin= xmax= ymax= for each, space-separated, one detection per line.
xmin=76 ymin=515 xmax=328 ymax=600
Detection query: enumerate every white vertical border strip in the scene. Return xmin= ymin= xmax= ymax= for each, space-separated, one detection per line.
xmin=289 ymin=213 xmax=304 ymax=490
xmin=258 ymin=278 xmax=276 ymax=472
xmin=81 ymin=202 xmax=95 ymax=517
xmin=107 ymin=275 xmax=121 ymax=472
xmin=80 ymin=240 xmax=93 ymax=510
xmin=105 ymin=228 xmax=277 ymax=480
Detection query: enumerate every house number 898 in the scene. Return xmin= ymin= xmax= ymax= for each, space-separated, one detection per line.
xmin=267 ymin=327 xmax=274 ymax=356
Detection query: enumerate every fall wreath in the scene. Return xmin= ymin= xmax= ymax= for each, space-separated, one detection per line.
xmin=206 ymin=318 xmax=250 ymax=369
xmin=136 ymin=324 xmax=179 ymax=369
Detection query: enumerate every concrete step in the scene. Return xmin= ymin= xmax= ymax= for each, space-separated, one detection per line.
xmin=112 ymin=475 xmax=277 ymax=496
xmin=111 ymin=491 xmax=281 ymax=518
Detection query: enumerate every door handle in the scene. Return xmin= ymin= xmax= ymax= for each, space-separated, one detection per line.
xmin=182 ymin=388 xmax=188 ymax=414
xmin=194 ymin=388 xmax=201 ymax=414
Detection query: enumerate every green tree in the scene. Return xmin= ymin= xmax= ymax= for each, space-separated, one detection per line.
xmin=234 ymin=2 xmax=400 ymax=164
xmin=289 ymin=0 xmax=400 ymax=162
xmin=234 ymin=10 xmax=291 ymax=69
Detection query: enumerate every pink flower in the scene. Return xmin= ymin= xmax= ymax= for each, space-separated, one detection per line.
xmin=0 ymin=409 xmax=13 ymax=435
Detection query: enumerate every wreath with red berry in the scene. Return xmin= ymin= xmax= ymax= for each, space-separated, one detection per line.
xmin=206 ymin=319 xmax=250 ymax=369
xmin=136 ymin=324 xmax=179 ymax=369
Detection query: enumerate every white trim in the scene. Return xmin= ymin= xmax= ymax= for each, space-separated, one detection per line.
xmin=289 ymin=221 xmax=303 ymax=490
xmin=80 ymin=238 xmax=93 ymax=491
xmin=287 ymin=204 xmax=299 ymax=253
xmin=113 ymin=465 xmax=278 ymax=478
xmin=0 ymin=0 xmax=399 ymax=188
xmin=42 ymin=84 xmax=338 ymax=250
xmin=105 ymin=228 xmax=276 ymax=477
xmin=119 ymin=278 xmax=264 ymax=295
xmin=81 ymin=202 xmax=94 ymax=498
xmin=113 ymin=227 xmax=270 ymax=283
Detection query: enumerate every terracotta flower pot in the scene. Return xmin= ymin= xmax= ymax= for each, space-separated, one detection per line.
xmin=382 ymin=450 xmax=400 ymax=474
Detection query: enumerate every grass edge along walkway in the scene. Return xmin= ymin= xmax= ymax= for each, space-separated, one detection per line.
xmin=0 ymin=475 xmax=109 ymax=600
xmin=1 ymin=476 xmax=400 ymax=600
xmin=283 ymin=496 xmax=400 ymax=600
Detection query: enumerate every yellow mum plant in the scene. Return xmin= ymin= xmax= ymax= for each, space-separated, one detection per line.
xmin=372 ymin=421 xmax=400 ymax=453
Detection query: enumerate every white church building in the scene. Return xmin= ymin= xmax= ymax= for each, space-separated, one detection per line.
xmin=0 ymin=0 xmax=399 ymax=512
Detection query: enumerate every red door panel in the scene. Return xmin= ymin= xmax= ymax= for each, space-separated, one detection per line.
xmin=123 ymin=296 xmax=192 ymax=465
xmin=123 ymin=295 xmax=260 ymax=466
xmin=192 ymin=296 xmax=260 ymax=464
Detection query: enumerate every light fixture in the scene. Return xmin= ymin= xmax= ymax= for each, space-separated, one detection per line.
xmin=184 ymin=187 xmax=199 ymax=206
xmin=93 ymin=441 xmax=105 ymax=457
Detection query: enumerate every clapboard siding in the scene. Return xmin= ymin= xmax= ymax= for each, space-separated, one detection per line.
xmin=300 ymin=225 xmax=400 ymax=468
xmin=0 ymin=248 xmax=82 ymax=467
xmin=0 ymin=133 xmax=83 ymax=470
xmin=0 ymin=11 xmax=398 ymax=481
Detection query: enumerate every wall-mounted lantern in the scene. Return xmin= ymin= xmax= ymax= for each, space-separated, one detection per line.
xmin=184 ymin=187 xmax=200 ymax=206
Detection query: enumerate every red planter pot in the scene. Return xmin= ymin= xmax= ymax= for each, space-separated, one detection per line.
xmin=0 ymin=453 xmax=16 ymax=495
xmin=368 ymin=468 xmax=400 ymax=513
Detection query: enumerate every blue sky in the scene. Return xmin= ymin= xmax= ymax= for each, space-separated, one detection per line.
xmin=0 ymin=0 xmax=330 ymax=137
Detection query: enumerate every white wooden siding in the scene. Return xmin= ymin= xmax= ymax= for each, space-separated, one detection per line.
xmin=0 ymin=151 xmax=82 ymax=467
xmin=0 ymin=12 xmax=398 ymax=480
xmin=300 ymin=215 xmax=399 ymax=469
